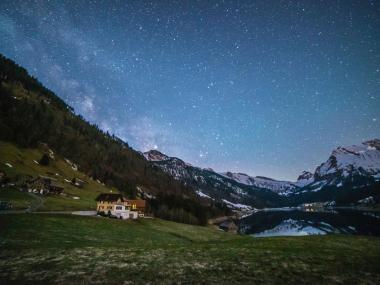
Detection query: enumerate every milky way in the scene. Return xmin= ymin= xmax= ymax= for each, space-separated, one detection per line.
xmin=0 ymin=0 xmax=379 ymax=180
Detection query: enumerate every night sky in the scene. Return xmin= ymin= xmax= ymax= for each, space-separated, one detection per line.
xmin=1 ymin=1 xmax=379 ymax=181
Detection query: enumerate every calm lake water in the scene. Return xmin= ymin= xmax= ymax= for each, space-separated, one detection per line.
xmin=239 ymin=209 xmax=380 ymax=237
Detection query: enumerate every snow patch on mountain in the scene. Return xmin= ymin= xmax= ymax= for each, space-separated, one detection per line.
xmin=254 ymin=176 xmax=297 ymax=194
xmin=357 ymin=196 xmax=375 ymax=205
xmin=220 ymin=172 xmax=297 ymax=195
xmin=220 ymin=172 xmax=255 ymax=185
xmin=222 ymin=199 xmax=252 ymax=210
xmin=196 ymin=190 xmax=212 ymax=199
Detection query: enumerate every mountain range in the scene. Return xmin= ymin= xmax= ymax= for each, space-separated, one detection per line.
xmin=143 ymin=139 xmax=380 ymax=209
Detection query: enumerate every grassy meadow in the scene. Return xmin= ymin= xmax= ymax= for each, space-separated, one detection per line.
xmin=1 ymin=214 xmax=380 ymax=284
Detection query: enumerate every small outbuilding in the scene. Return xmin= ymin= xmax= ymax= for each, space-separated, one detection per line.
xmin=125 ymin=199 xmax=146 ymax=216
xmin=219 ymin=220 xmax=238 ymax=233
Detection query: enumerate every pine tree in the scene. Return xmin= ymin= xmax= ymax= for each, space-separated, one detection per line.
xmin=39 ymin=154 xmax=50 ymax=166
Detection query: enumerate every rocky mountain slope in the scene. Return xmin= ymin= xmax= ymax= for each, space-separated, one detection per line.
xmin=294 ymin=171 xmax=314 ymax=187
xmin=292 ymin=140 xmax=380 ymax=194
xmin=220 ymin=172 xmax=297 ymax=195
xmin=143 ymin=150 xmax=286 ymax=209
xmin=316 ymin=139 xmax=380 ymax=180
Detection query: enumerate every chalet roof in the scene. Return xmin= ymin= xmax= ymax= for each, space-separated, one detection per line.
xmin=126 ymin=199 xmax=146 ymax=208
xmin=95 ymin=193 xmax=125 ymax=202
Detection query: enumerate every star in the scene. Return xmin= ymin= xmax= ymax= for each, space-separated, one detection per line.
xmin=1 ymin=0 xmax=378 ymax=180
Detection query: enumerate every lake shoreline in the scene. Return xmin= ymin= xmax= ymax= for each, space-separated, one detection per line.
xmin=239 ymin=207 xmax=380 ymax=237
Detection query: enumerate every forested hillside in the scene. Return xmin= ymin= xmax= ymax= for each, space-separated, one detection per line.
xmin=0 ymin=54 xmax=229 ymax=224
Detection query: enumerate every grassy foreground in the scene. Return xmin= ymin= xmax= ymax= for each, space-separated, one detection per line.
xmin=0 ymin=214 xmax=380 ymax=284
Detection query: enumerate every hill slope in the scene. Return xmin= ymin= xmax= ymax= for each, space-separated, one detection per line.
xmin=143 ymin=150 xmax=287 ymax=209
xmin=0 ymin=53 xmax=228 ymax=224
xmin=0 ymin=141 xmax=117 ymax=211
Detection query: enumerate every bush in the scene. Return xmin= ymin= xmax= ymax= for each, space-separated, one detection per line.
xmin=39 ymin=154 xmax=50 ymax=166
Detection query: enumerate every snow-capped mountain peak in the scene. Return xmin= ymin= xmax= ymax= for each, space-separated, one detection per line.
xmin=292 ymin=139 xmax=380 ymax=194
xmin=315 ymin=139 xmax=380 ymax=179
xmin=295 ymin=171 xmax=314 ymax=187
xmin=143 ymin=150 xmax=170 ymax=162
xmin=297 ymin=171 xmax=314 ymax=181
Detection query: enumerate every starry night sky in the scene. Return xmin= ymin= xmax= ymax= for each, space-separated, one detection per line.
xmin=1 ymin=0 xmax=379 ymax=180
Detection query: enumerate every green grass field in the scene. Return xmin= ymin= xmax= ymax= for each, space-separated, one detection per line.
xmin=0 ymin=214 xmax=379 ymax=284
xmin=0 ymin=141 xmax=117 ymax=211
xmin=0 ymin=187 xmax=36 ymax=209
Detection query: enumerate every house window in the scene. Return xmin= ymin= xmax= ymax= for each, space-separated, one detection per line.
xmin=116 ymin=206 xmax=123 ymax=210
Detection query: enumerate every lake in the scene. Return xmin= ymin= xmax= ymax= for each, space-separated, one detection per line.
xmin=239 ymin=208 xmax=380 ymax=237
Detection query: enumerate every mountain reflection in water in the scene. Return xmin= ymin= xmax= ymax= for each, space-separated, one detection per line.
xmin=239 ymin=209 xmax=380 ymax=237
